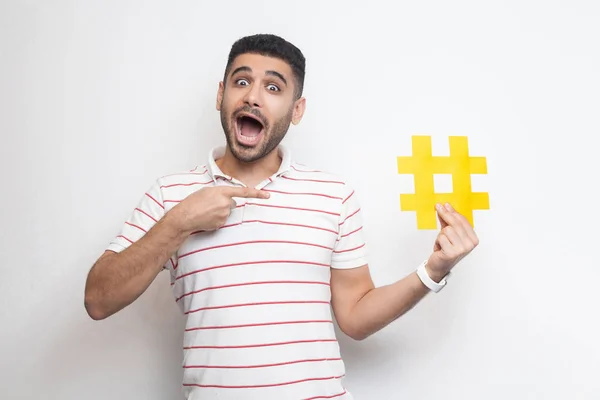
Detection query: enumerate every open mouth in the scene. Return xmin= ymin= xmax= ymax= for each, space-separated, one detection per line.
xmin=235 ymin=114 xmax=265 ymax=147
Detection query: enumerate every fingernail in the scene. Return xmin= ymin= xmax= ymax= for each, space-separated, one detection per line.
xmin=445 ymin=203 xmax=452 ymax=211
xmin=436 ymin=203 xmax=442 ymax=211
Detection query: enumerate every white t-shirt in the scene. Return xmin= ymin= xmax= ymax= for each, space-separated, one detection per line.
xmin=107 ymin=145 xmax=368 ymax=399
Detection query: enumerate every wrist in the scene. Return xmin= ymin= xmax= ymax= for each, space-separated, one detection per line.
xmin=164 ymin=207 xmax=192 ymax=238
xmin=425 ymin=264 xmax=447 ymax=283
xmin=416 ymin=260 xmax=450 ymax=293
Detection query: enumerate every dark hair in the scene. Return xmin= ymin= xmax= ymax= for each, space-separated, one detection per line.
xmin=224 ymin=34 xmax=306 ymax=99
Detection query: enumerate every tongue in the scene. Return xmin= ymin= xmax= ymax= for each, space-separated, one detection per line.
xmin=240 ymin=118 xmax=262 ymax=137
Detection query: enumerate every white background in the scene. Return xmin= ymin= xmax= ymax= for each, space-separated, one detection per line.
xmin=1 ymin=1 xmax=599 ymax=399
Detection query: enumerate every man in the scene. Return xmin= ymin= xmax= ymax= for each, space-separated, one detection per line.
xmin=84 ymin=33 xmax=479 ymax=399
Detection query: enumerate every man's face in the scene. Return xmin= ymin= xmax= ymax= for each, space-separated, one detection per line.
xmin=217 ymin=53 xmax=305 ymax=163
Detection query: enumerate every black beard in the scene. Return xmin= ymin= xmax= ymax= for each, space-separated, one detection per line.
xmin=220 ymin=105 xmax=294 ymax=163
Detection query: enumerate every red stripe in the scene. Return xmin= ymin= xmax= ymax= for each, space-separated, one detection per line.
xmin=160 ymin=180 xmax=214 ymax=188
xmin=117 ymin=235 xmax=133 ymax=244
xmin=125 ymin=222 xmax=146 ymax=233
xmin=282 ymin=176 xmax=344 ymax=184
xmin=182 ymin=375 xmax=344 ymax=389
xmin=186 ymin=300 xmax=330 ymax=315
xmin=145 ymin=193 xmax=164 ymax=209
xmin=164 ymin=199 xmax=181 ymax=204
xmin=291 ymin=165 xmax=322 ymax=173
xmin=185 ymin=320 xmax=333 ymax=332
xmin=339 ymin=226 xmax=362 ymax=238
xmin=179 ymin=240 xmax=333 ymax=259
xmin=184 ymin=357 xmax=342 ymax=369
xmin=264 ymin=189 xmax=342 ymax=200
xmin=245 ymin=220 xmax=338 ymax=234
xmin=161 ymin=170 xmax=208 ymax=178
xmin=184 ymin=338 xmax=337 ymax=350
xmin=192 ymin=220 xmax=338 ymax=236
xmin=305 ymin=391 xmax=347 ymax=400
xmin=333 ymin=243 xmax=365 ymax=254
xmin=342 ymin=190 xmax=354 ymax=204
xmin=246 ymin=202 xmax=340 ymax=216
xmin=177 ymin=280 xmax=330 ymax=302
xmin=339 ymin=208 xmax=360 ymax=226
xmin=176 ymin=259 xmax=329 ymax=281
xmin=190 ymin=221 xmax=242 ymax=235
xmin=134 ymin=208 xmax=157 ymax=223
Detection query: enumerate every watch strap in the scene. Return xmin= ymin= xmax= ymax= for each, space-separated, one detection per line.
xmin=416 ymin=260 xmax=449 ymax=293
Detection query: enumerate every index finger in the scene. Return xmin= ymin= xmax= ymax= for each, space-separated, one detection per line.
xmin=221 ymin=186 xmax=271 ymax=199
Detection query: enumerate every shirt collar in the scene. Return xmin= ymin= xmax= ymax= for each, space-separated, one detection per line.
xmin=207 ymin=144 xmax=293 ymax=180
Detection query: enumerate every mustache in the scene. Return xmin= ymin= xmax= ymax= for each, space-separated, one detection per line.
xmin=233 ymin=106 xmax=269 ymax=128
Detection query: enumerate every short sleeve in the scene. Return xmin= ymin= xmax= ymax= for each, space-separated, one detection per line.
xmin=106 ymin=179 xmax=177 ymax=272
xmin=331 ymin=184 xmax=368 ymax=269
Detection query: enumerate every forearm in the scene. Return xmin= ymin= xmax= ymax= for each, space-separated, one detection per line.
xmin=347 ymin=271 xmax=438 ymax=340
xmin=84 ymin=210 xmax=188 ymax=320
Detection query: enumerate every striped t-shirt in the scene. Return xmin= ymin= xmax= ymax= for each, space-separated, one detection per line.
xmin=107 ymin=145 xmax=368 ymax=399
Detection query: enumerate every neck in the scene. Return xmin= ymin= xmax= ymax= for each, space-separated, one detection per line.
xmin=215 ymin=146 xmax=282 ymax=188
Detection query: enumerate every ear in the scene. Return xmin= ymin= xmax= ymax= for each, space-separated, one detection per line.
xmin=216 ymin=81 xmax=224 ymax=111
xmin=291 ymin=97 xmax=306 ymax=125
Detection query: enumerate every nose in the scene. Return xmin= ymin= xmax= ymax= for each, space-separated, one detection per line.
xmin=243 ymin=82 xmax=262 ymax=108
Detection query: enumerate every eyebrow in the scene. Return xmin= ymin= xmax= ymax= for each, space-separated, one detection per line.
xmin=230 ymin=66 xmax=288 ymax=86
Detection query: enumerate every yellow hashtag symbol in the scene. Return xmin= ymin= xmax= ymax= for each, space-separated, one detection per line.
xmin=397 ymin=136 xmax=489 ymax=230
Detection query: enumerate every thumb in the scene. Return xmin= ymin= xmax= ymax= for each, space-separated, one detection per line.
xmin=436 ymin=205 xmax=448 ymax=229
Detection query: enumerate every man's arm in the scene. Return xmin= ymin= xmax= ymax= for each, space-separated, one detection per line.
xmin=84 ymin=211 xmax=188 ymax=320
xmin=331 ymin=202 xmax=479 ymax=340
xmin=84 ymin=185 xmax=270 ymax=320
xmin=330 ymin=264 xmax=434 ymax=340
xmin=330 ymin=264 xmax=438 ymax=340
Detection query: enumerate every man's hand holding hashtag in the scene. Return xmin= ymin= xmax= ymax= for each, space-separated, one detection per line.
xmin=325 ymin=201 xmax=479 ymax=340
xmin=425 ymin=202 xmax=479 ymax=282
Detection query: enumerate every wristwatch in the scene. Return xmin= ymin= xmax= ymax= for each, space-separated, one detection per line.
xmin=416 ymin=260 xmax=450 ymax=293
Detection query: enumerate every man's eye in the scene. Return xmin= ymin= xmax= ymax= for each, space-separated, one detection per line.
xmin=236 ymin=79 xmax=249 ymax=86
xmin=267 ymin=84 xmax=280 ymax=92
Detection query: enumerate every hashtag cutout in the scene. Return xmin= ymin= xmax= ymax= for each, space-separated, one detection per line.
xmin=397 ymin=136 xmax=489 ymax=230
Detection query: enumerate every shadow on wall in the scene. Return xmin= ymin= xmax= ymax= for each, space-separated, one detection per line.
xmin=333 ymin=319 xmax=411 ymax=375
xmin=330 ymin=276 xmax=471 ymax=390
xmin=38 ymin=274 xmax=185 ymax=399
